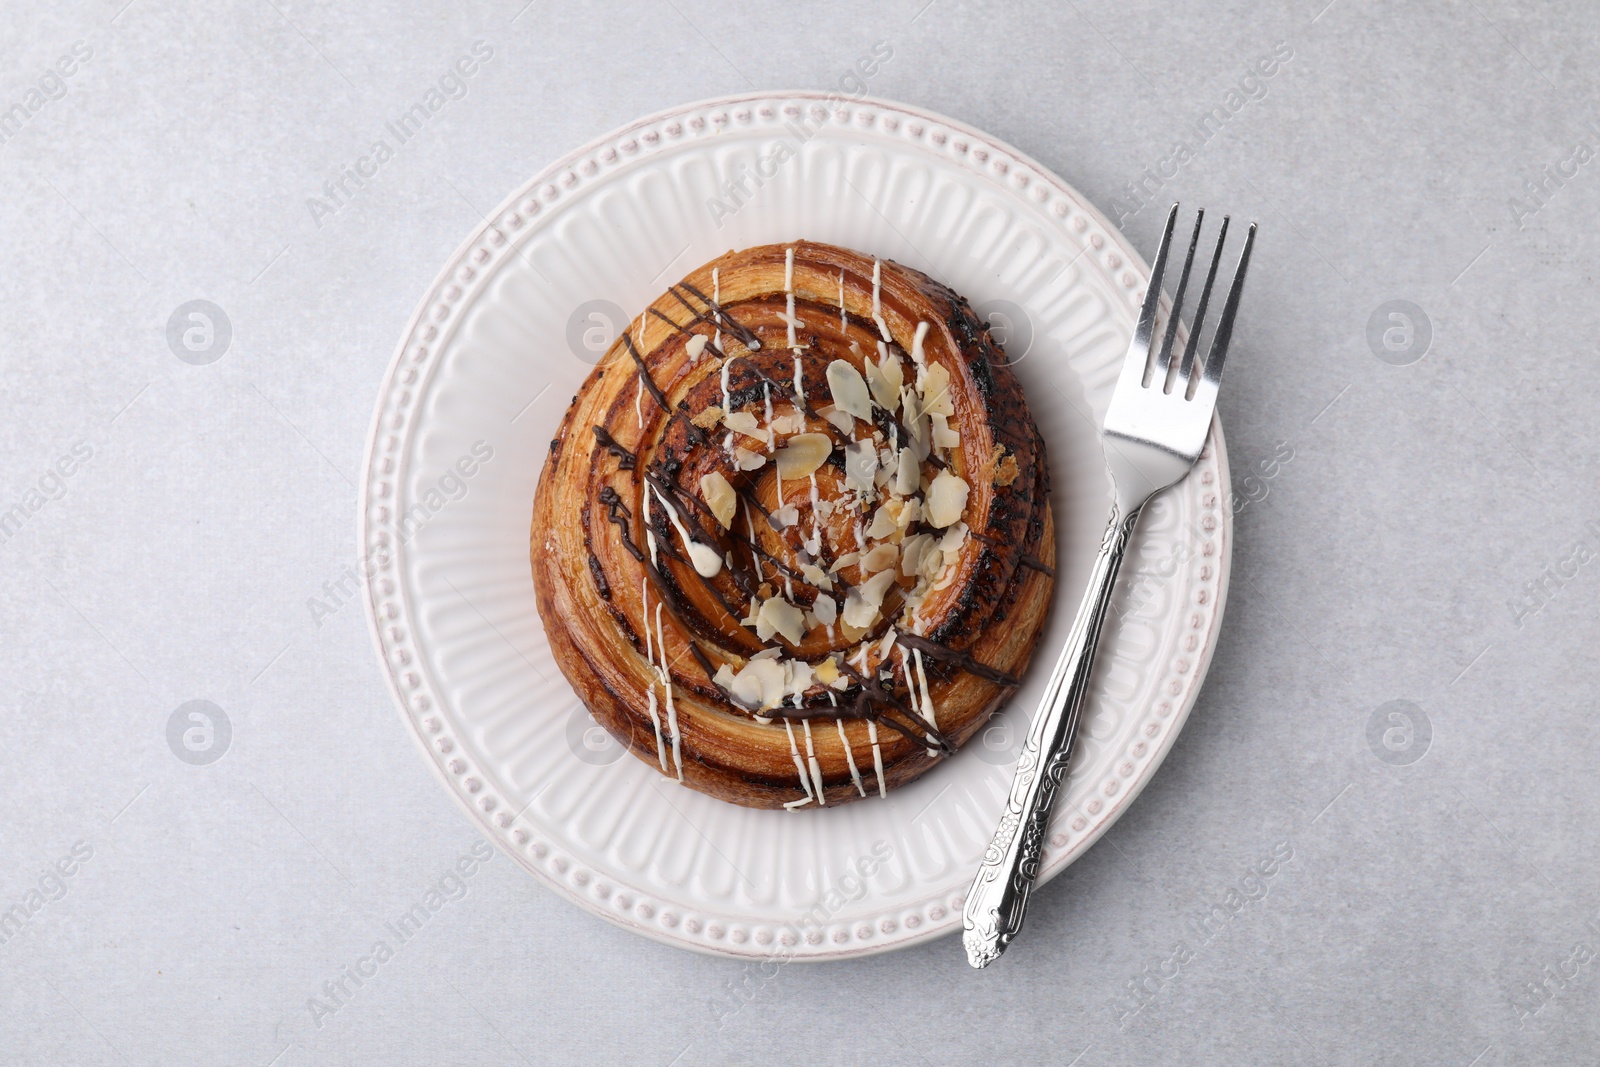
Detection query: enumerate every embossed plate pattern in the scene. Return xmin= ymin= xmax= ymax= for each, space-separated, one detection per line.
xmin=358 ymin=92 xmax=1231 ymax=960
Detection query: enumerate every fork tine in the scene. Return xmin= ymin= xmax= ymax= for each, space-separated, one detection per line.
xmin=1135 ymin=204 xmax=1180 ymax=388
xmin=1196 ymin=222 xmax=1257 ymax=390
xmin=1155 ymin=210 xmax=1205 ymax=392
xmin=1176 ymin=216 xmax=1230 ymax=391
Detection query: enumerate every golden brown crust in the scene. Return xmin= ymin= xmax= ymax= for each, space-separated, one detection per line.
xmin=531 ymin=241 xmax=1054 ymax=808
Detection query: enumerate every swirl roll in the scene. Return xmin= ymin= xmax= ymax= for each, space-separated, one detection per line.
xmin=532 ymin=241 xmax=1054 ymax=808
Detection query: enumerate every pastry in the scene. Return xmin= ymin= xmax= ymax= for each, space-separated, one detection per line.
xmin=532 ymin=240 xmax=1055 ymax=808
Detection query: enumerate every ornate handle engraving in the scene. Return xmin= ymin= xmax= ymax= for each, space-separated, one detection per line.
xmin=963 ymin=503 xmax=1143 ymax=968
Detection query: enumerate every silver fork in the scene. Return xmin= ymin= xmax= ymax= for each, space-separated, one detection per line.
xmin=963 ymin=204 xmax=1256 ymax=968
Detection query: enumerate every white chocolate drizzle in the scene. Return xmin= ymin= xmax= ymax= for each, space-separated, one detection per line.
xmin=656 ymin=600 xmax=683 ymax=781
xmin=606 ymin=251 xmax=1004 ymax=811
xmin=641 ymin=579 xmax=668 ymax=772
xmin=871 ymin=258 xmax=891 ymax=341
xmin=651 ymin=483 xmax=722 ymax=578
xmin=782 ymin=718 xmax=815 ymax=810
xmin=836 ymin=715 xmax=866 ymax=797
xmin=867 ymin=718 xmax=886 ymax=797
xmin=913 ymin=646 xmax=937 ymax=756
xmin=838 ymin=269 xmax=847 ymax=333
xmin=802 ymin=718 xmax=826 ymax=805
xmin=712 ymin=267 xmax=722 ymax=352
xmin=719 ymin=356 xmax=733 ymax=427
xmin=910 ymin=320 xmax=930 ymax=387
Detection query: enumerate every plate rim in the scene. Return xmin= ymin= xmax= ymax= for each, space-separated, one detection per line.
xmin=358 ymin=88 xmax=1233 ymax=961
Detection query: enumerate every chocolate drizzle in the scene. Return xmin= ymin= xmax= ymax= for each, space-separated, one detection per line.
xmin=648 ymin=306 xmax=697 ymax=342
xmin=592 ymin=426 xmax=636 ymax=470
xmin=969 ymin=529 xmax=1054 ymax=577
xmin=621 ymin=333 xmax=669 ymax=412
xmin=1018 ymin=553 xmax=1054 ymax=576
xmin=620 ymin=332 xmax=708 ymax=448
xmin=588 ymin=554 xmax=611 ymax=599
xmin=639 ymin=464 xmax=758 ymax=602
xmin=836 ymin=659 xmax=955 ymax=755
xmin=597 ymin=486 xmax=646 ymax=564
xmin=892 ymin=628 xmax=1019 ymax=687
xmin=674 ymin=281 xmax=763 ymax=351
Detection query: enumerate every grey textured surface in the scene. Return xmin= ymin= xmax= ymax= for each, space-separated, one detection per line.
xmin=2 ymin=1 xmax=1597 ymax=1064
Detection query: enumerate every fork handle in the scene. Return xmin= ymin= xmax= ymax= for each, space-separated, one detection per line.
xmin=962 ymin=502 xmax=1144 ymax=968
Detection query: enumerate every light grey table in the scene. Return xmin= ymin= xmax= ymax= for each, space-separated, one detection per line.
xmin=3 ymin=0 xmax=1598 ymax=1063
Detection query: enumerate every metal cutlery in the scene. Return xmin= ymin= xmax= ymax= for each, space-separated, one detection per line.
xmin=962 ymin=203 xmax=1256 ymax=968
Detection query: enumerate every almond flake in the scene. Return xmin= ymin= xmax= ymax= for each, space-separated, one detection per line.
xmin=900 ymin=533 xmax=935 ymax=577
xmin=920 ymin=361 xmax=954 ymax=416
xmin=844 ymin=439 xmax=877 ymax=493
xmin=861 ymin=542 xmax=899 ymax=573
xmin=902 ymin=386 xmax=930 ymax=460
xmin=818 ymin=404 xmax=855 ymax=435
xmin=866 ymin=503 xmax=898 ymax=540
xmin=894 ymin=448 xmax=919 ymax=496
xmin=731 ymin=656 xmax=785 ymax=708
xmin=939 ymin=521 xmax=969 ymax=552
xmin=859 ymin=568 xmax=896 ymax=608
xmin=699 ymin=472 xmax=737 ymax=528
xmin=841 ymin=587 xmax=879 ymax=629
xmin=813 ymin=594 xmax=837 ymax=626
xmin=746 ymin=658 xmax=788 ymax=709
xmin=826 ymin=359 xmax=874 ymax=421
xmin=775 ymin=432 xmax=832 ymax=480
xmin=866 ymin=347 xmax=904 ymax=412
xmin=784 ymin=659 xmax=814 ymax=699
xmin=724 ymin=411 xmax=768 ymax=444
xmin=930 ymin=412 xmax=961 ymax=449
xmin=756 ymin=597 xmax=806 ymax=646
xmin=799 ymin=563 xmax=833 ymax=590
xmin=925 ymin=469 xmax=969 ymax=528
xmin=838 ymin=618 xmax=871 ymax=642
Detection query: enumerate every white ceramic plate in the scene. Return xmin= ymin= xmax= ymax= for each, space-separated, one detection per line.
xmin=359 ymin=92 xmax=1231 ymax=960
